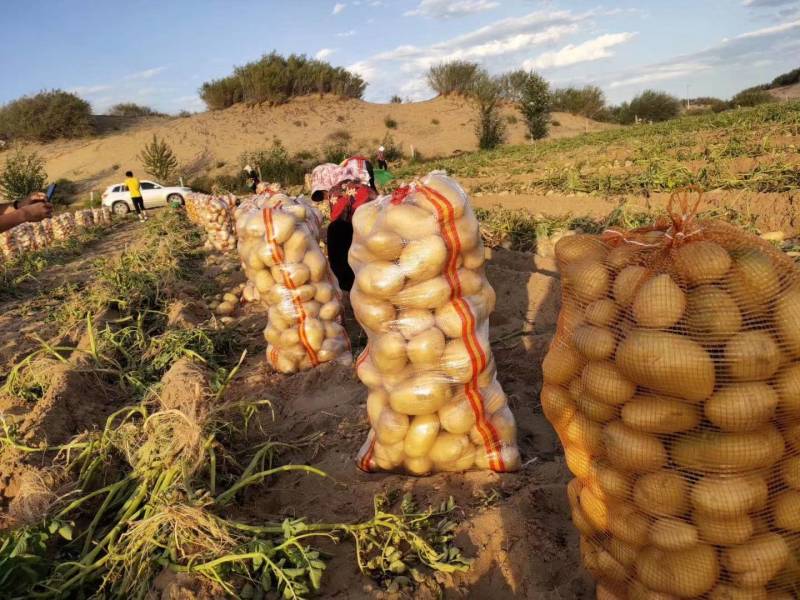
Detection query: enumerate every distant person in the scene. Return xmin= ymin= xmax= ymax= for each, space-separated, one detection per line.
xmin=341 ymin=155 xmax=377 ymax=192
xmin=376 ymin=146 xmax=388 ymax=171
xmin=124 ymin=171 xmax=147 ymax=222
xmin=244 ymin=165 xmax=260 ymax=193
xmin=0 ymin=192 xmax=52 ymax=233
xmin=311 ymin=163 xmax=377 ymax=292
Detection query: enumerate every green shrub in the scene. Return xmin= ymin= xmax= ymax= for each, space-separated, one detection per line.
xmin=626 ymin=90 xmax=682 ymax=123
xmin=189 ymin=173 xmax=248 ymax=194
xmin=138 ymin=135 xmax=179 ymax=183
xmin=427 ymin=61 xmax=482 ymax=96
xmin=518 ymin=72 xmax=551 ymax=140
xmin=240 ymin=140 xmax=307 ymax=186
xmin=730 ymin=88 xmax=775 ymax=108
xmin=496 ymin=70 xmax=532 ymax=102
xmin=49 ymin=178 xmax=79 ymax=206
xmin=0 ymin=149 xmax=47 ymax=200
xmin=199 ymin=52 xmax=366 ymax=110
xmin=472 ymin=76 xmax=506 ymax=150
xmin=0 ymin=90 xmax=93 ymax=141
xmin=177 ymin=110 xmax=192 ymax=118
xmin=107 ymin=103 xmax=165 ymax=117
xmin=771 ymin=67 xmax=800 ymax=88
xmin=390 ymin=95 xmax=403 ymax=104
xmin=384 ymin=115 xmax=398 ymax=129
xmin=380 ymin=132 xmax=404 ymax=162
xmin=550 ymin=86 xmax=605 ymax=119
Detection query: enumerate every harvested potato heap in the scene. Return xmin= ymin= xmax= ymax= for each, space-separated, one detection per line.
xmin=91 ymin=207 xmax=112 ymax=226
xmin=12 ymin=222 xmax=37 ymax=252
xmin=185 ymin=193 xmax=237 ymax=253
xmin=74 ymin=209 xmax=94 ymax=229
xmin=31 ymin=220 xmax=53 ymax=248
xmin=235 ymin=193 xmax=351 ymax=373
xmin=51 ymin=212 xmax=76 ymax=240
xmin=351 ymin=173 xmax=520 ymax=475
xmin=0 ymin=230 xmax=18 ymax=260
xmin=542 ymin=192 xmax=800 ymax=599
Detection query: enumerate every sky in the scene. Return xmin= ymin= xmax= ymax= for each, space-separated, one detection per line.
xmin=1 ymin=0 xmax=799 ymax=114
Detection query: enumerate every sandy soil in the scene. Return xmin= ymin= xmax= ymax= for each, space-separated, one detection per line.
xmin=15 ymin=96 xmax=611 ymax=193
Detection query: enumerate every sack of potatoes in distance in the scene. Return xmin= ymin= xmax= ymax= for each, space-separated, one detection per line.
xmin=541 ymin=191 xmax=800 ymax=599
xmin=185 ymin=192 xmax=237 ymax=253
xmin=235 ymin=193 xmax=351 ymax=374
xmin=351 ymin=173 xmax=520 ymax=475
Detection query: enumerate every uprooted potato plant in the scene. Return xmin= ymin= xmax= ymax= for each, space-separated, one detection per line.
xmin=0 ymin=210 xmax=471 ymax=599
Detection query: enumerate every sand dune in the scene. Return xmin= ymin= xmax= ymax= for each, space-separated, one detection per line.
xmin=19 ymin=96 xmax=611 ymax=192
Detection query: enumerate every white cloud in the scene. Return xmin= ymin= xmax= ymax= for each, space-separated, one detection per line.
xmin=405 ymin=0 xmax=499 ymax=18
xmin=742 ymin=0 xmax=797 ymax=7
xmin=332 ymin=2 xmax=346 ymax=15
xmin=609 ymin=63 xmax=709 ymax=89
xmin=337 ymin=29 xmax=357 ymax=37
xmin=123 ymin=66 xmax=167 ymax=81
xmin=524 ymin=32 xmax=636 ymax=70
xmin=70 ymin=84 xmax=113 ymax=95
xmin=315 ymin=48 xmax=336 ymax=60
xmin=734 ymin=18 xmax=800 ymax=38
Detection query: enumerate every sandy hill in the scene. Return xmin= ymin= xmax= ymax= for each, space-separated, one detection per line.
xmin=770 ymin=83 xmax=800 ymax=101
xmin=19 ymin=96 xmax=611 ymax=192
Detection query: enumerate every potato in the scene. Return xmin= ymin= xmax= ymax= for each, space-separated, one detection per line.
xmin=727 ymin=250 xmax=781 ymax=312
xmin=723 ymin=533 xmax=789 ymax=587
xmin=428 ymin=432 xmax=470 ymax=465
xmin=384 ymin=204 xmax=439 ymax=240
xmin=375 ymin=408 xmax=410 ymax=445
xmin=396 ymin=276 xmax=451 ymax=310
xmin=216 ymin=301 xmax=235 ymax=316
xmin=776 ymin=285 xmax=800 ymax=356
xmin=462 ymin=246 xmax=485 ymax=270
xmin=589 ymin=462 xmax=631 ymax=500
xmin=725 ymin=331 xmax=782 ymax=381
xmin=596 ymin=581 xmax=628 ymax=600
xmin=490 ymin=406 xmax=516 ymax=444
xmin=222 ymin=292 xmax=239 ymax=304
xmin=773 ymin=490 xmax=800 ymax=531
xmin=636 ymin=544 xmax=718 ymax=597
xmin=581 ymin=361 xmax=636 ymax=405
xmin=403 ymin=414 xmax=440 ymax=458
xmin=579 ymin=485 xmax=609 ymax=531
xmin=404 ymin=456 xmax=433 ymax=476
xmin=389 ymin=373 xmax=450 ymax=415
xmin=691 ymin=473 xmax=768 ymax=517
xmin=417 ymin=174 xmax=467 ymax=220
xmin=542 ymin=344 xmax=584 ymax=387
xmin=435 ymin=299 xmax=470 ymax=338
xmin=398 ymin=235 xmax=447 ymax=281
xmin=453 ymin=211 xmax=480 ymax=252
xmin=456 ymin=268 xmax=483 ymax=296
xmin=695 ymin=513 xmax=754 ymax=545
xmin=628 ymin=579 xmax=681 ymax=600
xmin=616 ymin=329 xmax=715 ymax=402
xmin=481 ymin=381 xmax=507 ymax=414
xmin=604 ymin=422 xmax=666 ymax=472
xmin=406 ymin=328 xmax=446 ymax=367
xmin=674 ymin=240 xmax=732 ymax=285
xmin=365 ymin=229 xmax=404 ymax=261
xmin=649 ymin=517 xmax=698 ymax=551
xmin=572 ymin=325 xmax=616 ymax=360
xmin=622 ymin=394 xmax=700 ymax=433
xmin=265 ymin=210 xmax=296 ymax=244
xmin=351 ymin=288 xmax=396 ymax=332
xmin=781 ymin=455 xmax=800 ymax=489
xmin=705 ymin=382 xmax=778 ymax=431
xmin=607 ymin=502 xmax=651 ymax=546
xmin=606 ymin=537 xmax=637 ymax=567
xmin=686 ymin=285 xmax=742 ymax=341
xmin=438 ymin=397 xmax=476 ymax=435
xmin=352 ymin=201 xmax=380 ymax=238
xmin=279 ymin=328 xmax=300 ymax=347
xmin=555 ymin=234 xmax=605 ymax=265
xmin=564 ymin=413 xmax=603 ymax=454
xmin=585 ymin=299 xmax=619 ymax=327
xmin=775 ymin=363 xmax=800 ymax=416
xmin=372 ymin=332 xmax=408 ymax=373
xmin=786 ymin=422 xmax=800 ymax=451
xmin=357 ymin=356 xmax=383 ymax=389
xmin=442 ymin=338 xmax=487 ymax=384
xmin=355 ymin=261 xmax=406 ymax=299
xmin=372 ymin=439 xmax=405 ymax=470
xmin=283 ymin=230 xmax=308 ymax=263
xmin=565 ymin=445 xmax=593 ymax=479
xmin=395 ymin=309 xmax=435 ymax=340
xmin=562 ymin=260 xmax=610 ymax=303
xmin=605 ymin=244 xmax=639 ymax=271
xmin=366 ymin=389 xmax=388 ymax=424
xmin=633 ymin=471 xmax=688 ymax=516
xmin=632 ymin=274 xmax=686 ymax=328
xmin=540 ymin=384 xmax=577 ymax=431
xmin=580 ymin=537 xmax=628 ymax=583
xmin=673 ymin=426 xmax=784 ymax=472
xmin=613 ymin=265 xmax=649 ymax=305
xmin=575 ymin=392 xmax=618 ymax=423
xmin=709 ymin=585 xmax=768 ymax=600
xmin=474 ymin=444 xmax=520 ymax=471
xmin=303 ymin=246 xmax=328 ymax=282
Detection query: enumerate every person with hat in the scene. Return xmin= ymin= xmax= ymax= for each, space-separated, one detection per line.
xmin=376 ymin=145 xmax=388 ymax=171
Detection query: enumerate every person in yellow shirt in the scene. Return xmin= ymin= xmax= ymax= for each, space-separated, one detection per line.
xmin=124 ymin=170 xmax=147 ymax=221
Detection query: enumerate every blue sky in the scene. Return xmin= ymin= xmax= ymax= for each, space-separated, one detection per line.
xmin=2 ymin=0 xmax=799 ymax=114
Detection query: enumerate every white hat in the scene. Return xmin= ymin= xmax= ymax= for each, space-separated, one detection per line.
xmin=378 ymin=146 xmax=385 ymax=152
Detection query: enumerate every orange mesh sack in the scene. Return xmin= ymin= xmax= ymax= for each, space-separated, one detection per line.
xmin=353 ymin=173 xmax=521 ymax=475
xmin=541 ymin=191 xmax=800 ymax=599
xmin=235 ymin=193 xmax=351 ymax=374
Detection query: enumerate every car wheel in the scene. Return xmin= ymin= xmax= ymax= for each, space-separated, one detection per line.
xmin=167 ymin=193 xmax=184 ymax=205
xmin=112 ymin=201 xmax=130 ymax=216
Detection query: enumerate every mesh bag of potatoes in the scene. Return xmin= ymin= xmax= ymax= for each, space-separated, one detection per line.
xmin=541 ymin=191 xmax=800 ymax=599
xmin=352 ymin=173 xmax=520 ymax=475
xmin=74 ymin=209 xmax=94 ymax=229
xmin=235 ymin=194 xmax=351 ymax=374
xmin=0 ymin=230 xmax=19 ymax=261
xmin=185 ymin=193 xmax=237 ymax=253
xmin=52 ymin=212 xmax=76 ymax=241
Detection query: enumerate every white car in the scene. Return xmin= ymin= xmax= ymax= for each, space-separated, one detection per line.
xmin=101 ymin=180 xmax=192 ymax=215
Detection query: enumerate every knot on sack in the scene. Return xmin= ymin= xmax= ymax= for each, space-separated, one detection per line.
xmin=665 ymin=185 xmax=704 ymax=245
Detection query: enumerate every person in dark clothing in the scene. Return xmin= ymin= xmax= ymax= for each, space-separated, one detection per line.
xmin=376 ymin=145 xmax=388 ymax=170
xmin=244 ymin=165 xmax=260 ymax=193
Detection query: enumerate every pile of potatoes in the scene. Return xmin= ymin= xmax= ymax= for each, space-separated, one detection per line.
xmin=91 ymin=207 xmax=112 ymax=227
xmin=185 ymin=193 xmax=237 ymax=253
xmin=235 ymin=193 xmax=351 ymax=374
xmin=351 ymin=173 xmax=520 ymax=475
xmin=0 ymin=209 xmax=111 ymax=262
xmin=542 ymin=219 xmax=800 ymax=599
xmin=51 ymin=212 xmax=77 ymax=241
xmin=74 ymin=209 xmax=94 ymax=229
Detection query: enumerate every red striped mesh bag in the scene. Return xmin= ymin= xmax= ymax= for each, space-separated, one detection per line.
xmin=541 ymin=189 xmax=800 ymax=599
xmin=352 ymin=173 xmax=520 ymax=475
xmin=235 ymin=194 xmax=351 ymax=374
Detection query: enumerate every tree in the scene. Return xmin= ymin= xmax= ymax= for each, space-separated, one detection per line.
xmin=730 ymin=88 xmax=774 ymax=108
xmin=472 ymin=75 xmax=506 ymax=150
xmin=427 ymin=61 xmax=482 ymax=96
xmin=518 ymin=72 xmax=551 ymax=140
xmin=496 ymin=69 xmax=531 ymax=102
xmin=0 ymin=90 xmax=93 ymax=142
xmin=138 ymin=135 xmax=179 ymax=183
xmin=627 ymin=90 xmax=681 ymax=123
xmin=107 ymin=103 xmax=165 ymax=117
xmin=0 ymin=149 xmax=47 ymax=200
xmin=551 ymin=86 xmax=606 ymax=119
